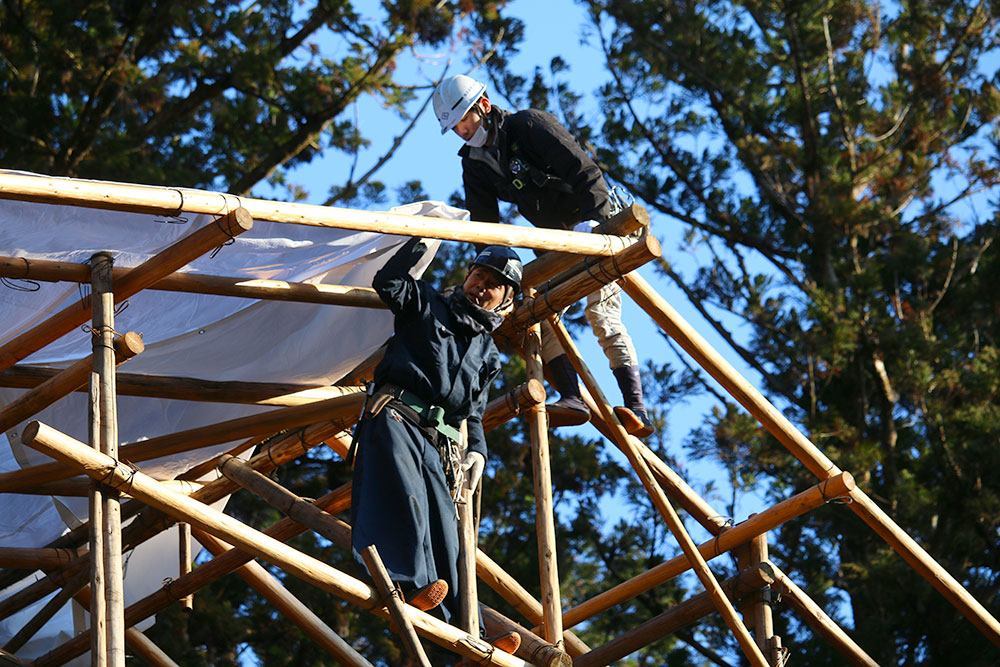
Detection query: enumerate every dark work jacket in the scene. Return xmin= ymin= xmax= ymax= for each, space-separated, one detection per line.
xmin=460 ymin=108 xmax=612 ymax=230
xmin=371 ymin=238 xmax=502 ymax=458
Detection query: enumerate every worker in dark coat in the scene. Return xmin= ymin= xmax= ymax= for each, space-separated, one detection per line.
xmin=432 ymin=74 xmax=653 ymax=437
xmin=350 ymin=237 xmax=521 ymax=628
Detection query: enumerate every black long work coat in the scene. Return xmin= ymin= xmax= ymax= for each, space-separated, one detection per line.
xmin=351 ymin=237 xmax=501 ymax=623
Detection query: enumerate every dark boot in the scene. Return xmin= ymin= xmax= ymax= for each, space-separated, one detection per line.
xmin=545 ymin=354 xmax=590 ymax=428
xmin=613 ymin=365 xmax=654 ymax=437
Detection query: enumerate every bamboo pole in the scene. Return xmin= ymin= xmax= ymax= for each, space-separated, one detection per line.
xmin=560 ymin=471 xmax=854 ymax=629
xmin=520 ymin=204 xmax=650 ymax=290
xmin=480 ymin=605 xmax=572 ymax=667
xmin=769 ymin=563 xmax=879 ymax=667
xmin=0 ymin=172 xmax=629 ymax=257
xmin=0 ymin=255 xmax=385 ymax=308
xmin=573 ymin=564 xmax=776 ymax=667
xmin=194 ymin=525 xmax=374 ymax=667
xmin=0 ymin=366 xmax=362 ymax=406
xmin=90 ymin=251 xmax=126 ymax=667
xmin=0 ymin=207 xmax=252 ymax=373
xmin=0 ymin=390 xmax=363 ymax=494
xmin=362 ymin=545 xmax=432 ymax=667
xmin=620 ymin=272 xmax=1000 ymax=647
xmin=495 ymin=234 xmax=660 ymax=344
xmin=548 ymin=316 xmax=769 ymax=667
xmin=20 ymin=422 xmax=532 ymax=667
xmin=522 ymin=321 xmax=563 ymax=646
xmin=0 ymin=333 xmax=143 ymax=434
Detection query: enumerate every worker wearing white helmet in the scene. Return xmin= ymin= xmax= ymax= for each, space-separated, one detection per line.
xmin=432 ymin=74 xmax=653 ymax=437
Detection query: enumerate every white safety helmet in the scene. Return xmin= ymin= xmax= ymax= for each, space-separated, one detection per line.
xmin=432 ymin=74 xmax=487 ymax=134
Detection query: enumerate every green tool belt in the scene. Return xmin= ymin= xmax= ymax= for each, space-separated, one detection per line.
xmin=372 ymin=383 xmax=462 ymax=444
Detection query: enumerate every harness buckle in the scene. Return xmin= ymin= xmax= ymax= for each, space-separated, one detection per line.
xmin=512 ymin=177 xmax=525 ymax=190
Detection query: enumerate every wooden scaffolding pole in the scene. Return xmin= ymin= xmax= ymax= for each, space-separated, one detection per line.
xmin=559 ymin=471 xmax=854 ymax=629
xmin=0 ymin=390 xmax=364 ymax=494
xmin=547 ymin=316 xmax=770 ymax=667
xmin=522 ymin=321 xmax=563 ymax=646
xmin=197 ymin=529 xmax=375 ymax=667
xmin=0 ymin=255 xmax=385 ymax=309
xmin=88 ymin=251 xmax=125 ymax=667
xmin=480 ymin=605 xmax=573 ymax=667
xmin=0 ymin=207 xmax=252 ymax=373
xmin=20 ymin=422 xmax=532 ymax=667
xmin=0 ymin=333 xmax=143 ymax=435
xmin=620 ymin=271 xmax=1000 ymax=647
xmin=0 ymin=427 xmax=351 ymax=625
xmin=31 ymin=483 xmax=352 ymax=667
xmin=0 ymin=366 xmax=362 ymax=407
xmin=578 ymin=564 xmax=776 ymax=667
xmin=0 ymin=172 xmax=630 ymax=256
xmin=476 ymin=551 xmax=590 ymax=658
xmin=520 ymin=204 xmax=650 ymax=290
xmin=495 ymin=234 xmax=660 ymax=343
xmin=362 ymin=545 xmax=432 ymax=667
xmin=769 ymin=564 xmax=879 ymax=667
xmin=456 ymin=421 xmax=480 ymax=641
xmin=481 ymin=379 xmax=545 ymax=432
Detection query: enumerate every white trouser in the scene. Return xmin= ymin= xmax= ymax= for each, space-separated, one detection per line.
xmin=540 ymin=280 xmax=637 ymax=370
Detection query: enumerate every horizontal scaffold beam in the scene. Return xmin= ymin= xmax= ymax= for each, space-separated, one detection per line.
xmin=0 ymin=255 xmax=385 ymax=308
xmin=0 ymin=172 xmax=631 ymax=257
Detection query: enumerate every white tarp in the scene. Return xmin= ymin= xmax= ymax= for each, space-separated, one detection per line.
xmin=0 ymin=181 xmax=462 ymax=663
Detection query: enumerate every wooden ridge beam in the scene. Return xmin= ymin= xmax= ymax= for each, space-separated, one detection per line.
xmin=0 ymin=207 xmax=253 ymax=373
xmin=0 ymin=172 xmax=629 ymax=257
xmin=20 ymin=422 xmax=531 ymax=667
xmin=0 ymin=255 xmax=385 ymax=309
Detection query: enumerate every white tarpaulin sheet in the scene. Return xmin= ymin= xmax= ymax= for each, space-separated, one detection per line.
xmin=0 ymin=179 xmax=462 ymax=663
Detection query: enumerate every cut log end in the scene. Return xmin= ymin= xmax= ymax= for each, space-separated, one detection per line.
xmin=221 ymin=207 xmax=254 ymax=234
xmin=113 ymin=331 xmax=145 ymax=360
xmin=20 ymin=420 xmax=40 ymax=444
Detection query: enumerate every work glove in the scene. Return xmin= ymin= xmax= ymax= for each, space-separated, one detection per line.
xmin=461 ymin=451 xmax=486 ymax=491
xmin=572 ymin=220 xmax=600 ymax=233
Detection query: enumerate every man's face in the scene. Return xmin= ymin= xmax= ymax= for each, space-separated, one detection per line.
xmin=453 ymin=98 xmax=491 ymax=142
xmin=462 ymin=266 xmax=508 ymax=311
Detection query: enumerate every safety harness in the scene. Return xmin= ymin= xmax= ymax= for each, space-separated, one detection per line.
xmin=349 ymin=382 xmax=466 ymax=506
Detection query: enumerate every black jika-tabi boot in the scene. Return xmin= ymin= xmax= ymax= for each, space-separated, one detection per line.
xmin=613 ymin=365 xmax=654 ymax=437
xmin=545 ymin=354 xmax=590 ymax=428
